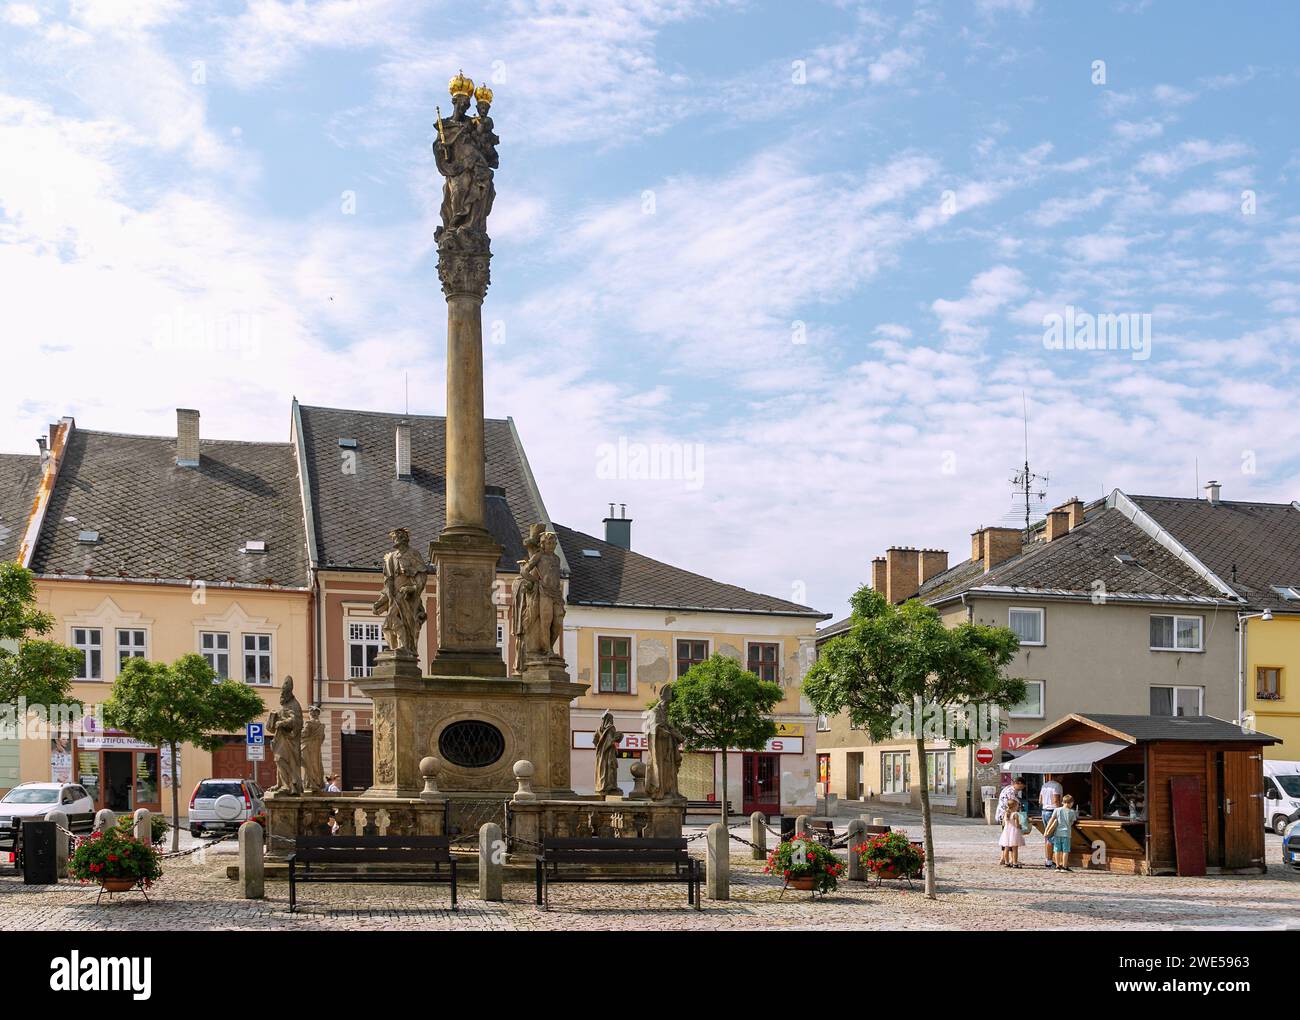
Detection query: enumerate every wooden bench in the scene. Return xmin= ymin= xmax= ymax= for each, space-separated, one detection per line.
xmin=286 ymin=835 xmax=457 ymax=913
xmin=808 ymin=820 xmax=837 ymax=847
xmin=2 ymin=813 xmax=95 ymax=870
xmin=535 ymin=837 xmax=700 ymax=911
xmin=685 ymin=800 xmax=735 ymax=817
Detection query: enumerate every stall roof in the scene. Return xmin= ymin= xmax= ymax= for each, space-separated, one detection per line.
xmin=1007 ymin=740 xmax=1127 ymax=775
xmin=1022 ymin=713 xmax=1279 ymax=748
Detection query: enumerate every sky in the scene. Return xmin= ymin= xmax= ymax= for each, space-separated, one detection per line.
xmin=1 ymin=0 xmax=1298 ymax=623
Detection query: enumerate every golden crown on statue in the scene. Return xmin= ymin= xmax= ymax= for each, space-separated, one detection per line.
xmin=448 ymin=70 xmax=474 ymax=97
xmin=474 ymin=83 xmax=493 ymax=104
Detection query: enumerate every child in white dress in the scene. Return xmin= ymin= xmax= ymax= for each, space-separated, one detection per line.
xmin=999 ymin=797 xmax=1026 ymax=868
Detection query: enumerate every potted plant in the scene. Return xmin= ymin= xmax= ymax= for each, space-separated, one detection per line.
xmin=69 ymin=827 xmax=162 ymax=894
xmin=764 ymin=836 xmax=844 ymax=894
xmin=856 ymin=830 xmax=925 ymax=881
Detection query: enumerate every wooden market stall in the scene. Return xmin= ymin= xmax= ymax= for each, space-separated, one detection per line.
xmin=1009 ymin=714 xmax=1277 ymax=876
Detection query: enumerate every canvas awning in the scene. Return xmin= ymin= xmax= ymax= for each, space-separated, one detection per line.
xmin=1006 ymin=740 xmax=1126 ymax=775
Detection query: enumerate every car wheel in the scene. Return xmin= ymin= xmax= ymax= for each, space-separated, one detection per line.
xmin=1273 ymin=815 xmax=1290 ymax=835
xmin=190 ymin=827 xmax=202 ymax=838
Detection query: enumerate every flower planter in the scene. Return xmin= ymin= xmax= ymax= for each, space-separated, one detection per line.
xmin=99 ymin=876 xmax=137 ymax=893
xmin=788 ymin=875 xmax=817 ymax=891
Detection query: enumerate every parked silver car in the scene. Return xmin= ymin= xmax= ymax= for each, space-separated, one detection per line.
xmin=188 ymin=778 xmax=265 ymax=837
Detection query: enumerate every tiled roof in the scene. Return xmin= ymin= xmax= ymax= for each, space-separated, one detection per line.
xmin=297 ymin=405 xmax=540 ymax=572
xmin=30 ymin=430 xmax=308 ymax=587
xmin=921 ymin=507 xmax=1225 ymax=605
xmin=1129 ymin=494 xmax=1300 ymax=613
xmin=554 ymin=524 xmax=826 ymax=618
xmin=0 ymin=454 xmax=40 ymax=562
xmin=1027 ymin=713 xmax=1278 ymax=746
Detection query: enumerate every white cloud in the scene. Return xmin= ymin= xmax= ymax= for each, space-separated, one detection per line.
xmin=1169 ymin=189 xmax=1237 ymax=215
xmin=1135 ymin=138 xmax=1251 ymax=177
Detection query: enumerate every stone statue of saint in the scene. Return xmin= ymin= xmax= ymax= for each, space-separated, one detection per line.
xmin=266 ymin=676 xmax=304 ymax=796
xmin=373 ymin=527 xmax=427 ymax=656
xmin=300 ymin=705 xmax=326 ymax=794
xmin=513 ymin=524 xmax=565 ymax=665
xmin=433 ymin=72 xmax=497 ymax=249
xmin=644 ymin=683 xmax=684 ymax=802
xmin=593 ymin=710 xmax=623 ymax=796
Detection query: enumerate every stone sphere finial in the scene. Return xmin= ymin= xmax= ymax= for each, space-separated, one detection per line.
xmin=419 ymin=756 xmax=443 ymax=800
xmin=512 ymin=759 xmax=536 ymax=801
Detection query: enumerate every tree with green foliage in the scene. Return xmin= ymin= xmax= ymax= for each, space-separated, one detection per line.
xmin=667 ymin=652 xmax=785 ymax=830
xmin=103 ymin=654 xmax=267 ymax=852
xmin=0 ymin=561 xmax=82 ymax=714
xmin=804 ymin=586 xmax=1022 ymax=899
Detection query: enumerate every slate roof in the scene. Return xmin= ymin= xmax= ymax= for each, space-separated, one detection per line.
xmin=297 ymin=405 xmax=540 ymax=572
xmin=30 ymin=430 xmax=308 ymax=587
xmin=817 ymin=503 xmax=1227 ymax=642
xmin=554 ymin=524 xmax=827 ymax=618
xmin=1129 ymin=494 xmax=1300 ymax=614
xmin=0 ymin=454 xmax=40 ymax=562
xmin=1025 ymin=712 xmax=1278 ymax=746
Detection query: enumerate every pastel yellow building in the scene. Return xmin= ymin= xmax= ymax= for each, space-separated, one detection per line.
xmin=1245 ymin=613 xmax=1300 ymax=762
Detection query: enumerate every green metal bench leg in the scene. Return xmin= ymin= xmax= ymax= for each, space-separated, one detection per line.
xmin=535 ymin=859 xmax=543 ymax=905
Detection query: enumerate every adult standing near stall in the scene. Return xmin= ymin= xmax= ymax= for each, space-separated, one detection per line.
xmin=1039 ymin=773 xmax=1063 ymax=868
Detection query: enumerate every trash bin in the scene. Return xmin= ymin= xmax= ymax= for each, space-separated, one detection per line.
xmin=21 ymin=820 xmax=58 ymax=885
xmin=981 ymin=786 xmax=997 ymax=825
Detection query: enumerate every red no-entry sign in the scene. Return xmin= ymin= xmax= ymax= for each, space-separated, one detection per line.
xmin=976 ymin=747 xmax=995 ymax=765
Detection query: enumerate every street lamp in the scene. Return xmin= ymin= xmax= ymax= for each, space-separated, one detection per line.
xmin=1237 ymin=608 xmax=1274 ymax=726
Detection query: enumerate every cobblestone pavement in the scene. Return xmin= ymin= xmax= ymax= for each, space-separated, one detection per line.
xmin=2 ymin=811 xmax=1296 ymax=931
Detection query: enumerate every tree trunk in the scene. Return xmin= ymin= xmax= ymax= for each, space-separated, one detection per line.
xmin=170 ymin=740 xmax=181 ymax=854
xmin=719 ymin=751 xmax=729 ymax=832
xmin=915 ymin=737 xmax=936 ymax=899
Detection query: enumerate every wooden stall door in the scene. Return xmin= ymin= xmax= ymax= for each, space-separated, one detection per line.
xmin=1222 ymin=750 xmax=1264 ymax=871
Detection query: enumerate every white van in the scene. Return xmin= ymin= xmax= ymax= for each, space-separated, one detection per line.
xmin=1262 ymin=761 xmax=1300 ymax=834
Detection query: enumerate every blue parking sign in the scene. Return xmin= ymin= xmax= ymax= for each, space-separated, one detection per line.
xmin=246 ymin=722 xmax=264 ymax=745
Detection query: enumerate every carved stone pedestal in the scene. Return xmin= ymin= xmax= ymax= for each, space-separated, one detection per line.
xmin=428 ymin=530 xmax=507 ymax=679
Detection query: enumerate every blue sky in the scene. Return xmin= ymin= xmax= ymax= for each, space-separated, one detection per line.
xmin=2 ymin=0 xmax=1298 ymax=622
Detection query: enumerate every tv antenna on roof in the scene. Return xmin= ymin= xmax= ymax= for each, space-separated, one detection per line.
xmin=1007 ymin=393 xmax=1050 ymax=542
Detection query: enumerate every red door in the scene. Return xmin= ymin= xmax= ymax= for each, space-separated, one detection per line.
xmin=743 ymin=753 xmax=781 ymax=817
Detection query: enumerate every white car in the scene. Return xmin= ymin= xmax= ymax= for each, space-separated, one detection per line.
xmin=188 ymin=778 xmax=265 ymax=837
xmin=0 ymin=782 xmax=95 ymax=830
xmin=1263 ymin=762 xmax=1300 ymax=834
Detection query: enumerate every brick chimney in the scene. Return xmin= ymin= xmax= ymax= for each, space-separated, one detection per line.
xmin=395 ymin=421 xmax=411 ymax=478
xmin=603 ymin=503 xmax=632 ymax=550
xmin=918 ymin=549 xmax=949 ymax=586
xmin=1045 ymin=510 xmax=1071 ymax=542
xmin=176 ymin=408 xmax=200 ymax=467
xmin=885 ymin=547 xmax=920 ymax=603
xmin=972 ymin=526 xmax=1022 ymax=571
xmin=871 ymin=557 xmax=886 ymax=593
xmin=1055 ymin=497 xmax=1085 ymax=529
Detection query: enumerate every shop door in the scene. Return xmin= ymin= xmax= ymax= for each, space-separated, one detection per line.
xmin=1222 ymin=749 xmax=1264 ymax=870
xmin=104 ymin=751 xmax=134 ymax=813
xmin=743 ymin=753 xmax=780 ymax=817
xmin=211 ymin=736 xmax=271 ymax=791
xmin=341 ymin=731 xmax=373 ymax=791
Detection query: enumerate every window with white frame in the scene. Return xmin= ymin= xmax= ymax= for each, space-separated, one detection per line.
xmin=1010 ymin=680 xmax=1044 ymax=718
xmin=243 ymin=633 xmax=273 ymax=684
xmin=1150 ymin=614 xmax=1203 ymax=652
xmin=347 ymin=622 xmax=382 ymax=679
xmin=200 ymin=632 xmax=230 ymax=678
xmin=116 ymin=629 xmax=146 ymax=669
xmin=816 ymin=714 xmax=830 ymax=732
xmin=1150 ymin=684 xmax=1203 ymax=717
xmin=926 ymin=750 xmax=956 ymax=796
xmin=880 ymin=751 xmax=910 ymax=795
xmin=72 ymin=628 xmax=102 ymax=680
xmin=1008 ymin=607 xmax=1044 ymax=646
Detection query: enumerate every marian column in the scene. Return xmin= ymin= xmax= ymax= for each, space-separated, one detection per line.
xmin=427 ymin=71 xmax=507 ymax=679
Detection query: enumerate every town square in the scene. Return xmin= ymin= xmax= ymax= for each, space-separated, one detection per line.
xmin=0 ymin=0 xmax=1297 ymax=996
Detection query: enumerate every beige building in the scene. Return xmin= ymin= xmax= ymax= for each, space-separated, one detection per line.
xmin=817 ymin=497 xmax=1240 ymax=816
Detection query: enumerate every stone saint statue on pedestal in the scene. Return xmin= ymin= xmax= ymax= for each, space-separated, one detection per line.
xmin=266 ymin=676 xmax=304 ymax=795
xmin=373 ymin=527 xmax=427 ymax=655
xmin=644 ymin=684 xmax=684 ymax=801
xmin=513 ymin=523 xmax=565 ymax=667
xmin=593 ymin=710 xmax=623 ymax=797
xmin=300 ymin=705 xmax=326 ymax=794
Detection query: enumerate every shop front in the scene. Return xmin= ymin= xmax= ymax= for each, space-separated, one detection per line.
xmin=61 ymin=722 xmax=169 ymax=814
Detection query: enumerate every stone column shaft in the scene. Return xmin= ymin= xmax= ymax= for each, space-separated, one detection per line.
xmin=444 ymin=292 xmax=487 ymax=535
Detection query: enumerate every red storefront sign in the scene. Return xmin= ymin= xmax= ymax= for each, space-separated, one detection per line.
xmin=1001 ymin=732 xmax=1038 ymax=752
